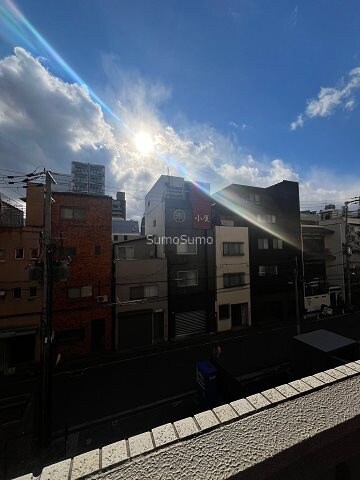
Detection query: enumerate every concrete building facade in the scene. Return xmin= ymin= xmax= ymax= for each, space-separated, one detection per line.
xmin=215 ymin=226 xmax=251 ymax=332
xmin=114 ymin=237 xmax=168 ymax=350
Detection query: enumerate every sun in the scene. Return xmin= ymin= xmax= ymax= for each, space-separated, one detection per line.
xmin=134 ymin=132 xmax=154 ymax=154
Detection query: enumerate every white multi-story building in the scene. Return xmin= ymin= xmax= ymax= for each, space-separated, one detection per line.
xmin=215 ymin=226 xmax=251 ymax=331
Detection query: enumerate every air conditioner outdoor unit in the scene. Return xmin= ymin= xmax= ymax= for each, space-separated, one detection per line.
xmin=96 ymin=295 xmax=108 ymax=303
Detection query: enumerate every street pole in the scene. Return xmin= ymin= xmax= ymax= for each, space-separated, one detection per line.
xmin=294 ymin=256 xmax=300 ymax=335
xmin=345 ymin=201 xmax=352 ymax=308
xmin=40 ymin=170 xmax=54 ymax=446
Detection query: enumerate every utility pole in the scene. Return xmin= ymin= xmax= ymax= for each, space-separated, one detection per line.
xmin=294 ymin=256 xmax=301 ymax=335
xmin=344 ymin=197 xmax=360 ymax=309
xmin=345 ymin=201 xmax=351 ymax=308
xmin=40 ymin=170 xmax=55 ymax=446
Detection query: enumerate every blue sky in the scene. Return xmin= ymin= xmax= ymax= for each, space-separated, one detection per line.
xmin=0 ymin=0 xmax=360 ymax=216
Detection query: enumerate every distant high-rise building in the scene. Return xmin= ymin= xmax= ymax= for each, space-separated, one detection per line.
xmin=112 ymin=191 xmax=126 ymax=219
xmin=71 ymin=161 xmax=105 ymax=195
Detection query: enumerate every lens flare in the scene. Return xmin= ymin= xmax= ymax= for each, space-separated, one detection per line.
xmin=0 ymin=0 xmax=297 ymax=247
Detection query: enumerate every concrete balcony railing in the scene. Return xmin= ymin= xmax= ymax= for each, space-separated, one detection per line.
xmin=14 ymin=361 xmax=360 ymax=480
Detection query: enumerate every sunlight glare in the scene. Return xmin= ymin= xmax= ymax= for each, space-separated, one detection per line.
xmin=135 ymin=132 xmax=154 ymax=154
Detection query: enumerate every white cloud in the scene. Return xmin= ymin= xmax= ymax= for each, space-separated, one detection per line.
xmin=290 ymin=114 xmax=304 ymax=131
xmin=0 ymin=47 xmax=115 ymax=173
xmin=1 ymin=48 xmax=358 ymax=218
xmin=289 ymin=5 xmax=299 ymax=27
xmin=291 ymin=67 xmax=360 ymax=129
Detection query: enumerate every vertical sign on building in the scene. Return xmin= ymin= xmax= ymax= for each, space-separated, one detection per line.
xmin=190 ymin=183 xmax=211 ymax=229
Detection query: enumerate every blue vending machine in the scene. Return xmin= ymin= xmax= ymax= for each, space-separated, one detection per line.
xmin=196 ymin=360 xmax=218 ymax=409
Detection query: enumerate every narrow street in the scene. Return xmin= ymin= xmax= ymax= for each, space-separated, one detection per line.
xmin=2 ymin=312 xmax=360 ymax=479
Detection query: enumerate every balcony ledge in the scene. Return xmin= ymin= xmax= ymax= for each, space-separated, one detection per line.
xmin=14 ymin=360 xmax=360 ymax=480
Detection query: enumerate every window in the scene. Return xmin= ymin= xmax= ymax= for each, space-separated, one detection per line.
xmin=256 ymin=214 xmax=276 ymax=224
xmin=117 ymin=246 xmax=134 ymax=259
xmin=129 ymin=286 xmax=143 ymax=300
xmin=81 ymin=285 xmax=93 ymax=297
xmin=176 ymin=242 xmax=197 ymax=254
xmin=129 ymin=285 xmax=159 ymax=300
xmin=268 ymin=215 xmax=276 ymax=223
xmin=273 ymin=238 xmax=283 ymax=249
xmin=13 ymin=287 xmax=21 ymax=299
xmin=68 ymin=287 xmax=80 ymax=298
xmin=223 ymin=273 xmax=246 ymax=288
xmin=258 ymin=238 xmax=269 ymax=249
xmin=114 ymin=235 xmax=119 ymax=241
xmin=258 ymin=265 xmax=278 ymax=276
xmin=68 ymin=285 xmax=92 ymax=298
xmin=145 ymin=285 xmax=158 ymax=298
xmin=223 ymin=242 xmax=244 ymax=256
xmin=0 ymin=249 xmax=5 ymax=262
xmin=219 ymin=304 xmax=230 ymax=320
xmin=30 ymin=248 xmax=39 ymax=260
xmin=15 ymin=248 xmax=24 ymax=260
xmin=95 ymin=245 xmax=101 ymax=255
xmin=153 ymin=219 xmax=156 ymax=227
xmin=177 ymin=270 xmax=198 ymax=287
xmin=29 ymin=287 xmax=37 ymax=297
xmin=60 ymin=207 xmax=85 ymax=220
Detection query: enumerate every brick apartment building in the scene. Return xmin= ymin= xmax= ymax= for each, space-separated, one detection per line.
xmin=0 ymin=191 xmax=42 ymax=374
xmin=51 ymin=191 xmax=113 ymax=358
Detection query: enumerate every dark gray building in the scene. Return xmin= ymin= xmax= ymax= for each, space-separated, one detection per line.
xmin=213 ymin=180 xmax=302 ymax=326
xmin=145 ymin=175 xmax=215 ymax=339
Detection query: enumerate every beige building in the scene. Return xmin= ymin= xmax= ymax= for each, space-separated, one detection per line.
xmin=215 ymin=226 xmax=251 ymax=331
xmin=114 ymin=237 xmax=168 ymax=350
xmin=0 ymin=187 xmax=43 ymax=374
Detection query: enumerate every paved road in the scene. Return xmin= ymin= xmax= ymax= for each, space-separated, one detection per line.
xmin=2 ymin=312 xmax=360 ymax=478
xmin=51 ymin=324 xmax=294 ymax=432
xmin=51 ymin=312 xmax=360 ymax=433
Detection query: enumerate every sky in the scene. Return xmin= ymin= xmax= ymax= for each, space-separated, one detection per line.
xmin=0 ymin=0 xmax=360 ymax=218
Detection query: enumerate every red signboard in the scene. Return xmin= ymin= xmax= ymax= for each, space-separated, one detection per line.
xmin=190 ymin=183 xmax=211 ymax=229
